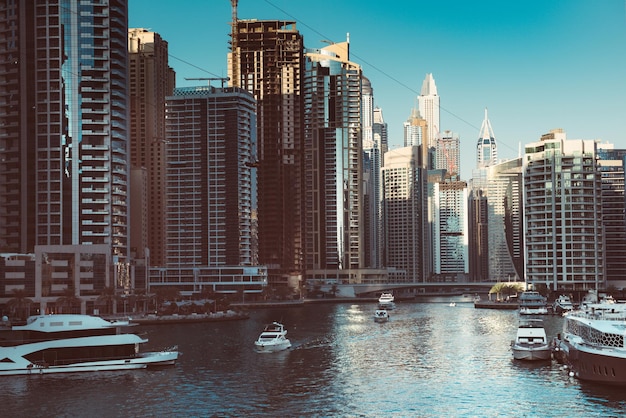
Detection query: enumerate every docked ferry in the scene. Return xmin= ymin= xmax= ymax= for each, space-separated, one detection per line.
xmin=553 ymin=299 xmax=626 ymax=385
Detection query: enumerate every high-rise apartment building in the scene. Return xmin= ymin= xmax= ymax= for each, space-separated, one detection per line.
xmin=418 ymin=73 xmax=440 ymax=152
xmin=596 ymin=145 xmax=626 ymax=285
xmin=164 ymin=86 xmax=257 ymax=268
xmin=362 ymin=76 xmax=374 ymax=150
xmin=477 ymin=108 xmax=497 ymax=168
xmin=228 ymin=18 xmax=304 ymax=284
xmin=128 ymin=28 xmax=175 ymax=266
xmin=432 ymin=181 xmax=469 ymax=280
xmin=373 ymin=107 xmax=388 ymax=156
xmin=435 ymin=130 xmax=460 ymax=177
xmin=304 ymin=40 xmax=364 ymax=273
xmin=382 ymin=146 xmax=427 ymax=281
xmin=0 ymin=1 xmax=129 ymax=262
xmin=486 ymin=158 xmax=523 ymax=281
xmin=524 ymin=129 xmax=605 ymax=290
xmin=361 ymin=77 xmax=380 ymax=268
xmin=403 ymin=108 xmax=427 ymax=148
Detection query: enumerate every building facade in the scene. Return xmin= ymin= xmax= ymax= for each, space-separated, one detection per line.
xmin=596 ymin=144 xmax=626 ymax=287
xmin=435 ymin=130 xmax=460 ymax=177
xmin=486 ymin=158 xmax=524 ymax=281
xmin=128 ymin=28 xmax=175 ymax=266
xmin=524 ymin=129 xmax=605 ymax=291
xmin=418 ymin=73 xmax=440 ymax=152
xmin=382 ymin=146 xmax=427 ymax=282
xmin=164 ymin=86 xmax=257 ymax=269
xmin=303 ymin=40 xmax=364 ymax=277
xmin=432 ymin=181 xmax=469 ymax=280
xmin=0 ymin=1 xmax=131 ymax=307
xmin=228 ymin=18 xmax=305 ymax=285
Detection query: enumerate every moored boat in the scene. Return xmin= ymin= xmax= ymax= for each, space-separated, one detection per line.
xmin=374 ymin=309 xmax=389 ymax=323
xmin=552 ymin=295 xmax=574 ymax=314
xmin=553 ymin=299 xmax=626 ymax=385
xmin=511 ymin=318 xmax=551 ymax=361
xmin=254 ymin=322 xmax=291 ymax=353
xmin=518 ymin=291 xmax=548 ymax=315
xmin=0 ymin=314 xmax=179 ymax=376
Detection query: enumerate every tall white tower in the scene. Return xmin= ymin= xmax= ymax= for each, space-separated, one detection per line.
xmin=418 ymin=73 xmax=440 ymax=149
xmin=477 ymin=108 xmax=497 ymax=168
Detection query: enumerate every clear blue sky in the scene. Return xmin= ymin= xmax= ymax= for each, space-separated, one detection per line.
xmin=130 ymin=0 xmax=626 ymax=179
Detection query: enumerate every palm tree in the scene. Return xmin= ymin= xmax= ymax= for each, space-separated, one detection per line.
xmin=96 ymin=286 xmax=117 ymax=314
xmin=56 ymin=287 xmax=81 ymax=314
xmin=489 ymin=282 xmax=524 ymax=302
xmin=7 ymin=289 xmax=34 ymax=321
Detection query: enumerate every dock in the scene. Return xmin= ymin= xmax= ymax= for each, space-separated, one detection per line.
xmin=474 ymin=301 xmax=518 ymax=310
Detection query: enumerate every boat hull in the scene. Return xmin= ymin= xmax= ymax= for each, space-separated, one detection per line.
xmin=512 ymin=345 xmax=551 ymax=361
xmin=254 ymin=341 xmax=291 ymax=353
xmin=556 ymin=338 xmax=626 ymax=385
xmin=0 ymin=350 xmax=179 ymax=376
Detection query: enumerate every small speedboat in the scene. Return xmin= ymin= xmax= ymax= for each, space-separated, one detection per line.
xmin=254 ymin=322 xmax=291 ymax=353
xmin=511 ymin=318 xmax=551 ymax=361
xmin=374 ymin=309 xmax=389 ymax=323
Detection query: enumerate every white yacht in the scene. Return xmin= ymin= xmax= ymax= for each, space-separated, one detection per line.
xmin=378 ymin=293 xmax=395 ymax=309
xmin=0 ymin=314 xmax=178 ymax=375
xmin=374 ymin=309 xmax=389 ymax=323
xmin=518 ymin=291 xmax=548 ymax=315
xmin=511 ymin=318 xmax=551 ymax=361
xmin=254 ymin=322 xmax=291 ymax=353
xmin=552 ymin=295 xmax=574 ymax=314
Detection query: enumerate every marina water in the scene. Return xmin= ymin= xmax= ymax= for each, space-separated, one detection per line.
xmin=2 ymin=299 xmax=625 ymax=417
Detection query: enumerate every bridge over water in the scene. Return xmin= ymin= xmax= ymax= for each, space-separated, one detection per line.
xmin=316 ymin=282 xmax=498 ymax=298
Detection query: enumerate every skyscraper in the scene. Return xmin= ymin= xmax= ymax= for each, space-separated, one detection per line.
xmin=228 ymin=17 xmax=304 ymax=284
xmin=128 ymin=28 xmax=175 ymax=266
xmin=382 ymin=146 xmax=427 ymax=281
xmin=433 ymin=181 xmax=469 ymax=280
xmin=164 ymin=86 xmax=257 ymax=268
xmin=403 ymin=108 xmax=427 ymax=148
xmin=435 ymin=130 xmax=461 ymax=177
xmin=0 ymin=1 xmax=130 ymax=263
xmin=477 ymin=108 xmax=497 ymax=168
xmin=524 ymin=129 xmax=604 ymax=290
xmin=418 ymin=73 xmax=440 ymax=151
xmin=486 ymin=158 xmax=523 ymax=281
xmin=304 ymin=40 xmax=363 ymax=273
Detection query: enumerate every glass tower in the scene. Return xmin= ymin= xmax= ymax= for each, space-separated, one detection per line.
xmin=0 ymin=1 xmax=130 ymax=262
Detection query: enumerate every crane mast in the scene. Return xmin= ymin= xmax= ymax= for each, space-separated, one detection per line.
xmin=230 ymin=0 xmax=239 ymax=88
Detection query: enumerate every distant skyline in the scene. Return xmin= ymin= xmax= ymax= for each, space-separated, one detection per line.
xmin=129 ymin=0 xmax=626 ymax=179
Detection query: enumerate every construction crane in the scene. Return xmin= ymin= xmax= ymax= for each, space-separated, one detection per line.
xmin=230 ymin=0 xmax=239 ymax=88
xmin=184 ymin=77 xmax=229 ymax=88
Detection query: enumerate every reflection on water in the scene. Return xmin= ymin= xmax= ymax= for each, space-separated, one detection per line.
xmin=1 ymin=301 xmax=625 ymax=416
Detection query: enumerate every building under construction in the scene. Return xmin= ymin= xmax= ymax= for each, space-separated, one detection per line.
xmin=228 ymin=9 xmax=306 ymax=286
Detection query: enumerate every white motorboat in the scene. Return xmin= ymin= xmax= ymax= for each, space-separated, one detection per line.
xmin=518 ymin=291 xmax=548 ymax=315
xmin=254 ymin=322 xmax=291 ymax=353
xmin=0 ymin=314 xmax=178 ymax=376
xmin=511 ymin=318 xmax=551 ymax=361
xmin=553 ymin=299 xmax=626 ymax=385
xmin=378 ymin=293 xmax=395 ymax=309
xmin=552 ymin=295 xmax=574 ymax=314
xmin=374 ymin=309 xmax=389 ymax=323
